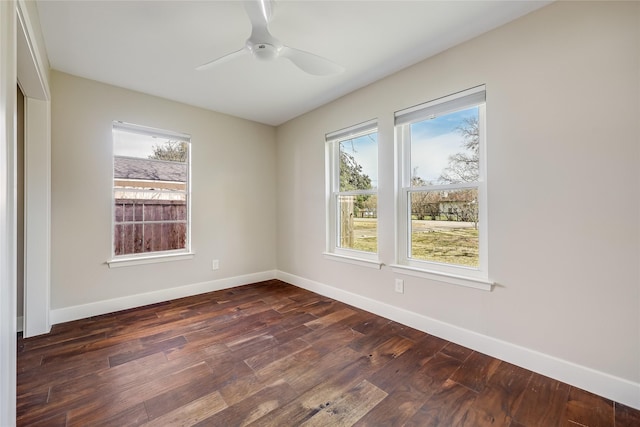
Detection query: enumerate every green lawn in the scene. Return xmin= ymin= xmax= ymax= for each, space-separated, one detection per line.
xmin=411 ymin=227 xmax=478 ymax=267
xmin=346 ymin=218 xmax=479 ymax=267
xmin=350 ymin=218 xmax=378 ymax=253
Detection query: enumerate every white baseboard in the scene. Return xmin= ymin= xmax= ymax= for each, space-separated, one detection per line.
xmin=276 ymin=270 xmax=640 ymax=411
xmin=50 ymin=270 xmax=277 ymax=326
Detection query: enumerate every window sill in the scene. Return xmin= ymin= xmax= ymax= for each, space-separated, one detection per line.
xmin=107 ymin=252 xmax=195 ymax=268
xmin=389 ymin=264 xmax=494 ymax=291
xmin=323 ymin=252 xmax=383 ymax=270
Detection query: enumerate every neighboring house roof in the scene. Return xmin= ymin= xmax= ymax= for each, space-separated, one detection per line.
xmin=114 ymin=156 xmax=186 ymax=182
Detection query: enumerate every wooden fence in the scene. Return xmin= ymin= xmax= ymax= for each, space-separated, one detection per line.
xmin=114 ymin=199 xmax=186 ymax=256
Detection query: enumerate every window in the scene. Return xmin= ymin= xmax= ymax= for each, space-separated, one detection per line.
xmin=110 ymin=122 xmax=191 ymax=264
xmin=325 ymin=120 xmax=380 ymax=267
xmin=394 ymin=86 xmax=491 ymax=289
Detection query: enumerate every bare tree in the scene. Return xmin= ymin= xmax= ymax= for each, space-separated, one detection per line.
xmin=149 ymin=140 xmax=188 ymax=162
xmin=439 ymin=116 xmax=479 ymax=184
xmin=411 ymin=168 xmax=441 ymax=220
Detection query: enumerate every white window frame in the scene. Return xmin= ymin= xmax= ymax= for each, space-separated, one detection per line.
xmin=392 ymin=86 xmax=493 ymax=290
xmin=324 ymin=119 xmax=382 ymax=269
xmin=107 ymin=121 xmax=193 ymax=268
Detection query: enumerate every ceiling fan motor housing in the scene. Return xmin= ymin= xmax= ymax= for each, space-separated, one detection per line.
xmin=250 ymin=42 xmax=279 ymax=61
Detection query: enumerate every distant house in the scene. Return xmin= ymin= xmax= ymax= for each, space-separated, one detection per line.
xmin=113 ymin=156 xmax=187 ymax=201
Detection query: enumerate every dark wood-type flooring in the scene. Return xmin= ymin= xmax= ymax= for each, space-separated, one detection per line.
xmin=17 ymin=279 xmax=640 ymax=426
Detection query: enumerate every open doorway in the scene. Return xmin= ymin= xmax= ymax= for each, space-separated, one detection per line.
xmin=17 ymin=2 xmax=51 ymax=337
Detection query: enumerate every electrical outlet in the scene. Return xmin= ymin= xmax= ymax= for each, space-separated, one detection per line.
xmin=394 ymin=279 xmax=404 ymax=294
xmin=212 ymin=259 xmax=219 ymax=270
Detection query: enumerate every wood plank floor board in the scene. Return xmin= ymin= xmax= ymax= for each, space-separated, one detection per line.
xmin=511 ymin=372 xmax=571 ymax=427
xmin=91 ymin=402 xmax=150 ymax=427
xmin=407 ymin=352 xmax=465 ymax=395
xmin=143 ymin=371 xmax=232 ymax=421
xmin=246 ymin=355 xmax=380 ymax=426
xmin=17 ymin=356 xmax=109 ymax=395
xmin=182 ymin=308 xmax=283 ymax=345
xmin=615 ymin=402 xmax=640 ymax=427
xmin=298 ymin=379 xmax=387 ymax=427
xmin=384 ymin=320 xmax=427 ymax=342
xmin=303 ymin=307 xmax=358 ymax=330
xmin=20 ymin=329 xmax=109 ymax=354
xmin=218 ymin=373 xmax=268 ymax=407
xmin=38 ymin=336 xmax=145 ymax=368
xmin=405 ymin=378 xmax=479 ymax=427
xmin=64 ymin=362 xmax=214 ymax=426
xmin=561 ymin=387 xmax=614 ymax=427
xmin=413 ymin=333 xmax=451 ymax=358
xmin=347 ymin=326 xmax=405 ymax=355
xmin=14 ymin=387 xmax=50 ymax=416
xmin=351 ymin=383 xmax=429 ymax=426
xmin=194 ymin=380 xmax=298 ymax=427
xmin=348 ymin=312 xmax=392 ymax=335
xmin=272 ymin=311 xmax=318 ymax=331
xmin=142 ymin=391 xmax=228 ymax=427
xmin=224 ymin=326 xmax=281 ymax=353
xmin=16 ymin=280 xmax=640 ymax=426
xmin=18 ymin=412 xmax=68 ymax=427
xmin=297 ymin=322 xmax=365 ymax=357
xmin=108 ymin=335 xmax=188 ymax=367
xmin=364 ymin=335 xmax=415 ymax=368
xmin=163 ymin=337 xmax=230 ymax=362
xmin=47 ymin=352 xmax=167 ymax=404
xmin=266 ymin=346 xmax=363 ymax=394
xmin=440 ymin=341 xmax=475 ymax=362
xmin=461 ymin=362 xmax=532 ymax=426
xmin=449 ymin=350 xmax=502 ymax=393
xmin=242 ymin=337 xmax=310 ymax=372
xmin=22 ymin=352 xmax=212 ymax=426
xmin=366 ymin=338 xmax=439 ymax=393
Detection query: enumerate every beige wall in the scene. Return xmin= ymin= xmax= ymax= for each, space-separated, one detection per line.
xmin=51 ymin=71 xmax=277 ymax=309
xmin=276 ymin=0 xmax=639 ymax=385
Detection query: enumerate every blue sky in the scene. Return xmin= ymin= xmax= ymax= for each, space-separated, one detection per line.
xmin=339 ymin=107 xmax=477 ymax=188
xmin=410 ymin=106 xmax=477 ymax=184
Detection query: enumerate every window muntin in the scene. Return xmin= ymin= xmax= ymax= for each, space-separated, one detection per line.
xmin=112 ymin=122 xmax=191 ymax=259
xmin=326 ymin=121 xmax=378 ymax=259
xmin=396 ymin=86 xmax=487 ymax=278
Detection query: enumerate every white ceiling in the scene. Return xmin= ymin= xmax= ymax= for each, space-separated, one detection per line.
xmin=36 ymin=0 xmax=550 ymax=126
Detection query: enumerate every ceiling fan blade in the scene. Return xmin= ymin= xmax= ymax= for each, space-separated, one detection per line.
xmin=280 ymin=46 xmax=344 ymax=76
xmin=244 ymin=0 xmax=275 ymax=28
xmin=244 ymin=0 xmax=276 ymax=43
xmin=196 ymin=47 xmax=247 ymax=71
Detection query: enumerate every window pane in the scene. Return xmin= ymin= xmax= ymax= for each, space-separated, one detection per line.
xmin=409 ymin=188 xmax=478 ymax=267
xmin=337 ymin=194 xmax=377 ymax=253
xmin=410 ymin=106 xmax=479 ymax=186
xmin=113 ymin=125 xmax=189 ymax=256
xmin=339 ymin=133 xmax=377 ymax=191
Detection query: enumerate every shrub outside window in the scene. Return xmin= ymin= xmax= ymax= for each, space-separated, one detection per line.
xmin=394 ymin=86 xmax=489 ymax=284
xmin=111 ymin=122 xmax=191 ymax=259
xmin=325 ymin=120 xmax=378 ymax=261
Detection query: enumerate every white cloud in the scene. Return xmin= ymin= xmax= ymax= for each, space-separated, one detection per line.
xmin=411 ymin=132 xmax=466 ymax=184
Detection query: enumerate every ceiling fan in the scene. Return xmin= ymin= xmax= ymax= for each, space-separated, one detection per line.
xmin=196 ymin=0 xmax=344 ymax=76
